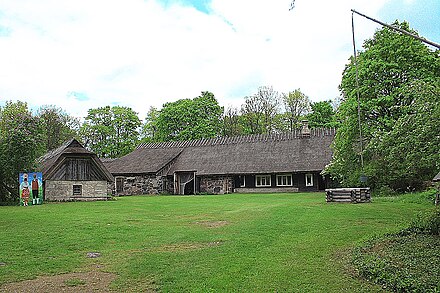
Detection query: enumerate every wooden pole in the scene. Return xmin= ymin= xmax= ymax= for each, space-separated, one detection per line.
xmin=351 ymin=9 xmax=440 ymax=49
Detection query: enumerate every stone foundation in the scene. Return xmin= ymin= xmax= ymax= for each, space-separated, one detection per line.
xmin=234 ymin=187 xmax=299 ymax=193
xmin=45 ymin=180 xmax=109 ymax=201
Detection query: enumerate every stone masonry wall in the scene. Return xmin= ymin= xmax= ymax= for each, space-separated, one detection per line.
xmin=199 ymin=175 xmax=233 ymax=194
xmin=111 ymin=174 xmax=164 ymax=196
xmin=45 ymin=180 xmax=108 ymax=201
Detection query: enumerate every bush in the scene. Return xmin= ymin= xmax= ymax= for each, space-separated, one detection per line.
xmin=352 ymin=208 xmax=440 ymax=292
xmin=404 ymin=208 xmax=440 ymax=236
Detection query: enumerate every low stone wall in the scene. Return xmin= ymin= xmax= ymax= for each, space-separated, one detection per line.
xmin=112 ymin=175 xmax=164 ymax=196
xmin=234 ymin=187 xmax=299 ymax=193
xmin=199 ymin=175 xmax=233 ymax=194
xmin=45 ymin=180 xmax=108 ymax=201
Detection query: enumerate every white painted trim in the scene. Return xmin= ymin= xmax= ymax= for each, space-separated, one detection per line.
xmin=276 ymin=174 xmax=293 ymax=186
xmin=240 ymin=175 xmax=246 ymax=187
xmin=305 ymin=173 xmax=314 ymax=187
xmin=256 ymin=175 xmax=271 ymax=187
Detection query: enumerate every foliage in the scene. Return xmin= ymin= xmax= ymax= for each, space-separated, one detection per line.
xmin=307 ymin=100 xmax=338 ymax=128
xmin=372 ymin=80 xmax=440 ymax=191
xmin=222 ymin=106 xmax=244 ymax=136
xmin=404 ymin=208 xmax=440 ymax=236
xmin=0 ymin=101 xmax=45 ymax=202
xmin=327 ymin=21 xmax=440 ymax=190
xmin=282 ymin=88 xmax=310 ymax=131
xmin=36 ymin=105 xmax=79 ymax=151
xmin=240 ymin=86 xmax=281 ymax=134
xmin=140 ymin=106 xmax=160 ymax=143
xmin=1 ymin=192 xmax=432 ymax=291
xmin=352 ymin=208 xmax=440 ymax=292
xmin=155 ymin=91 xmax=223 ymax=141
xmin=80 ymin=106 xmax=141 ymax=158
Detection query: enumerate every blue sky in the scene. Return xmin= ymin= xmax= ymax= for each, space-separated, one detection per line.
xmin=0 ymin=0 xmax=438 ymax=119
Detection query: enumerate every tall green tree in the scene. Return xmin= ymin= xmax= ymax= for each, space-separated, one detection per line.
xmin=326 ymin=21 xmax=440 ymax=190
xmin=241 ymin=86 xmax=280 ymax=134
xmin=140 ymin=106 xmax=160 ymax=143
xmin=282 ymin=89 xmax=310 ymax=131
xmin=36 ymin=105 xmax=79 ymax=151
xmin=222 ymin=107 xmax=243 ymax=136
xmin=306 ymin=100 xmax=338 ymax=128
xmin=372 ymin=80 xmax=440 ymax=191
xmin=0 ymin=101 xmax=44 ymax=201
xmin=155 ymin=91 xmax=223 ymax=141
xmin=80 ymin=106 xmax=141 ymax=158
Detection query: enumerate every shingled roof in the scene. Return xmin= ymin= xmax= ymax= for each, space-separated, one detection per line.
xmin=105 ymin=128 xmax=336 ymax=176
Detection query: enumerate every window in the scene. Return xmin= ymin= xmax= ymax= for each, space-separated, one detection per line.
xmin=256 ymin=175 xmax=271 ymax=187
xmin=305 ymin=174 xmax=314 ymax=187
xmin=276 ymin=174 xmax=293 ymax=186
xmin=73 ymin=185 xmax=82 ymax=196
xmin=239 ymin=175 xmax=246 ymax=187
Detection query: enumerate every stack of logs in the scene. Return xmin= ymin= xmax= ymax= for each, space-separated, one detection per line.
xmin=325 ymin=188 xmax=371 ymax=203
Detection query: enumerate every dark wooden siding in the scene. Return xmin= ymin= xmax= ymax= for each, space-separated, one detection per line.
xmin=51 ymin=158 xmax=108 ymax=181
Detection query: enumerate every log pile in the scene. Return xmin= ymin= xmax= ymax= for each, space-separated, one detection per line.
xmin=325 ymin=188 xmax=371 ymax=203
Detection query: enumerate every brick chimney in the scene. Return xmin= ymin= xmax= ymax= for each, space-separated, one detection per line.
xmin=301 ymin=120 xmax=311 ymax=137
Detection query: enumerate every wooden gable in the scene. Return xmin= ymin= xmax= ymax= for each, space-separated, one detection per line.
xmin=49 ymin=157 xmax=110 ymax=181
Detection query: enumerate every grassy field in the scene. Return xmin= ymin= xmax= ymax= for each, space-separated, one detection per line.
xmin=0 ymin=192 xmax=434 ymax=292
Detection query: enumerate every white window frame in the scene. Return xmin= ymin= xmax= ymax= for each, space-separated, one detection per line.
xmin=276 ymin=174 xmax=293 ymax=187
xmin=239 ymin=175 xmax=246 ymax=187
xmin=256 ymin=175 xmax=271 ymax=187
xmin=305 ymin=173 xmax=314 ymax=187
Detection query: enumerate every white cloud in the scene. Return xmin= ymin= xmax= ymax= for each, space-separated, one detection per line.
xmin=0 ymin=0 xmax=391 ymax=119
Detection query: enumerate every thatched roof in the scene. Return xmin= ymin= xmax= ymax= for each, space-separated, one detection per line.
xmin=103 ymin=148 xmax=183 ymax=175
xmin=105 ymin=128 xmax=335 ymax=176
xmin=39 ymin=139 xmax=113 ymax=181
xmin=433 ymin=171 xmax=440 ymax=182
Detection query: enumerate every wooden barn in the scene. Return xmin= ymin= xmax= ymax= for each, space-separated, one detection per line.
xmin=39 ymin=139 xmax=114 ymax=201
xmin=104 ymin=123 xmax=336 ymax=196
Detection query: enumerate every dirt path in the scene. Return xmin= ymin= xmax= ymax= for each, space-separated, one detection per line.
xmin=0 ymin=271 xmax=117 ymax=293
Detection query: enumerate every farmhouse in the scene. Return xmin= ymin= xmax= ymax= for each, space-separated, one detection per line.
xmin=104 ymin=122 xmax=336 ymax=195
xmin=39 ymin=139 xmax=114 ymax=201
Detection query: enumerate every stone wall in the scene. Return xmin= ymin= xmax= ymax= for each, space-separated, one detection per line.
xmin=111 ymin=174 xmax=164 ymax=196
xmin=199 ymin=175 xmax=233 ymax=194
xmin=45 ymin=180 xmax=108 ymax=201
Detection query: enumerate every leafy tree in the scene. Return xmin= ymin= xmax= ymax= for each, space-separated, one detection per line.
xmin=36 ymin=105 xmax=79 ymax=151
xmin=80 ymin=106 xmax=141 ymax=158
xmin=140 ymin=106 xmax=160 ymax=143
xmin=222 ymin=106 xmax=244 ymax=136
xmin=0 ymin=101 xmax=44 ymax=202
xmin=240 ymin=94 xmax=265 ymax=134
xmin=282 ymin=89 xmax=310 ymax=131
xmin=326 ymin=21 xmax=440 ymax=190
xmin=155 ymin=91 xmax=223 ymax=141
xmin=241 ymin=86 xmax=280 ymax=134
xmin=372 ymin=80 xmax=440 ymax=191
xmin=306 ymin=100 xmax=338 ymax=128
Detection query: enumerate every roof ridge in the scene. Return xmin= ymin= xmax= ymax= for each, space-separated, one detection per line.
xmin=136 ymin=128 xmax=335 ymax=150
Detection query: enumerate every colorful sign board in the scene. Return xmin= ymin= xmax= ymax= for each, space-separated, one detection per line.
xmin=19 ymin=172 xmax=43 ymax=206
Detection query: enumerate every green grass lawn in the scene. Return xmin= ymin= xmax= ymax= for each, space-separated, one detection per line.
xmin=0 ymin=192 xmax=433 ymax=292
